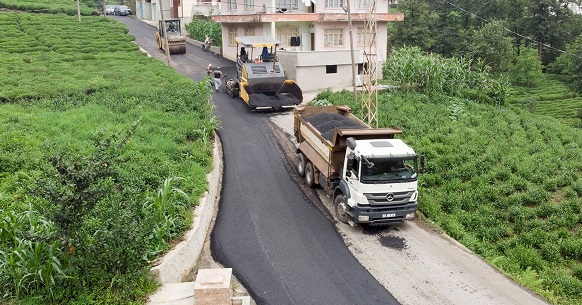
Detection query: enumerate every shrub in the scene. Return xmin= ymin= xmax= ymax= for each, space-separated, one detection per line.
xmin=559 ymin=239 xmax=582 ymax=260
xmin=506 ymin=245 xmax=545 ymax=271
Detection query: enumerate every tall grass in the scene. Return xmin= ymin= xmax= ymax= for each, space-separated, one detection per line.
xmin=0 ymin=207 xmax=68 ymax=299
xmin=383 ymin=47 xmax=510 ymax=106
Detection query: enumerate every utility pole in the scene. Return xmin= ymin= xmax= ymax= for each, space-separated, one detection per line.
xmin=361 ymin=0 xmax=378 ymax=127
xmin=344 ymin=0 xmax=358 ymax=105
xmin=159 ymin=0 xmax=172 ymax=66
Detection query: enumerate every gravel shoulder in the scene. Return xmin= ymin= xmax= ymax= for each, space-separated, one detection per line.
xmin=269 ymin=112 xmax=550 ymax=305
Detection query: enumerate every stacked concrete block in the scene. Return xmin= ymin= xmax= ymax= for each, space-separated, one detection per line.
xmin=193 ymin=268 xmax=232 ymax=305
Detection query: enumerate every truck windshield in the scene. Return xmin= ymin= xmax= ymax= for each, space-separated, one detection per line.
xmin=360 ymin=157 xmax=418 ymax=183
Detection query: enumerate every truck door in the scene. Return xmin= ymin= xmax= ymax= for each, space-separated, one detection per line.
xmin=345 ymin=155 xmax=362 ymax=206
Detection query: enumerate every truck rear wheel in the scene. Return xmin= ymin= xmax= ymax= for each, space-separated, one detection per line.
xmin=305 ymin=162 xmax=316 ymax=188
xmin=297 ymin=153 xmax=306 ymax=177
xmin=334 ymin=194 xmax=349 ymax=223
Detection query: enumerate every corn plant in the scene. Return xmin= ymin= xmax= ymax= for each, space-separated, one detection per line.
xmin=142 ymin=177 xmax=191 ymax=259
xmin=185 ymin=14 xmax=222 ymax=47
xmin=383 ymin=47 xmax=509 ymax=105
xmin=0 ymin=208 xmax=67 ymax=299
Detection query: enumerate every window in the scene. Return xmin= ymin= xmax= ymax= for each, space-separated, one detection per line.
xmin=228 ymin=28 xmax=237 ymax=46
xmin=326 ymin=65 xmax=337 ymax=74
xmin=324 ymin=28 xmax=343 ymax=47
xmin=350 ymin=158 xmax=359 ymax=177
xmin=357 ymin=27 xmax=373 ymax=46
xmin=325 ymin=0 xmax=342 ymax=8
xmin=277 ymin=0 xmax=298 ymax=10
xmin=244 ymin=27 xmax=255 ymax=36
xmin=276 ymin=26 xmax=299 ymax=47
xmin=228 ymin=0 xmax=237 ymax=11
xmin=244 ymin=0 xmax=254 ymax=11
xmin=357 ymin=0 xmax=373 ymax=9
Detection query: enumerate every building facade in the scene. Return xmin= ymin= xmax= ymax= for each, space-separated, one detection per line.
xmin=135 ymin=0 xmax=404 ymax=92
xmin=211 ymin=0 xmax=403 ymax=92
xmin=135 ymin=0 xmax=219 ymax=21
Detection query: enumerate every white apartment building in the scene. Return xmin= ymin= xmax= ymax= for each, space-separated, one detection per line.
xmin=135 ymin=0 xmax=404 ymax=92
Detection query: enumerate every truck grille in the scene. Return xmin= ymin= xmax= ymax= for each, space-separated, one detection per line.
xmin=365 ymin=191 xmax=414 ymax=206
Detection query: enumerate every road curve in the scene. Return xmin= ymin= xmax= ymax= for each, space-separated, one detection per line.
xmin=118 ymin=16 xmax=399 ymax=305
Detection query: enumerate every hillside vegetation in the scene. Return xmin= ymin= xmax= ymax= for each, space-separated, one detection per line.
xmin=0 ymin=12 xmax=216 ymax=305
xmin=315 ymin=48 xmax=582 ymax=305
xmin=509 ymin=74 xmax=582 ymax=127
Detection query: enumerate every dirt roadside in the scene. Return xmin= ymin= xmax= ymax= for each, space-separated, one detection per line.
xmin=268 ymin=112 xmax=550 ymax=305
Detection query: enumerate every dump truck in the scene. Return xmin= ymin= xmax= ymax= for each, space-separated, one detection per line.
xmin=225 ymin=36 xmax=302 ymax=110
xmin=155 ymin=18 xmax=186 ymax=55
xmin=294 ymin=105 xmax=424 ymax=226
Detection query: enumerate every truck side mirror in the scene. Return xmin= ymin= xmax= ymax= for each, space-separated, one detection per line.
xmin=420 ymin=155 xmax=425 ymax=174
xmin=346 ymin=137 xmax=357 ymax=150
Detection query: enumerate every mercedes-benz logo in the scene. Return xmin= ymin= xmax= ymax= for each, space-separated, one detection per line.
xmin=386 ymin=193 xmax=395 ymax=201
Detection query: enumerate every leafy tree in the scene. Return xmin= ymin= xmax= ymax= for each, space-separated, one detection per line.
xmin=469 ymin=19 xmax=514 ymax=73
xmin=553 ymin=34 xmax=582 ymax=92
xmin=508 ymin=47 xmax=544 ymax=87
xmin=431 ymin=10 xmax=472 ymax=58
xmin=525 ymin=0 xmax=576 ymax=65
xmin=389 ymin=0 xmax=438 ymax=52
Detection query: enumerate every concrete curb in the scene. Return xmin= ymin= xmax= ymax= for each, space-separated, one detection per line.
xmin=185 ymin=36 xmax=222 ymax=56
xmin=150 ymin=134 xmax=223 ymax=284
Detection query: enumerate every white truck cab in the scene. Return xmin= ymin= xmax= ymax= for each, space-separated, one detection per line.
xmin=339 ymin=138 xmax=422 ymax=225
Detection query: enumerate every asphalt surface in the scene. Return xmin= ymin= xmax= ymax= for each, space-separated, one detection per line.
xmin=118 ymin=16 xmax=399 ymax=305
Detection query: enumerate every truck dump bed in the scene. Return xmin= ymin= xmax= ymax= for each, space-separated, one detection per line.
xmin=294 ymin=105 xmax=402 ymax=179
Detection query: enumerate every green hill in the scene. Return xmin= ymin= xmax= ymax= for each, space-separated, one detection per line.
xmin=318 ymin=88 xmax=582 ymax=305
xmin=509 ymin=74 xmax=582 ymax=127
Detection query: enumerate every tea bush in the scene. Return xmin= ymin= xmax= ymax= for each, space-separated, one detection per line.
xmin=0 ymin=12 xmax=217 ymax=305
xmin=317 ymin=47 xmax=582 ymax=304
xmin=0 ymin=0 xmax=98 ymax=15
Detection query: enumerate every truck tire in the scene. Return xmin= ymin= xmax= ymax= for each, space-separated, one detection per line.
xmin=334 ymin=194 xmax=349 ymax=223
xmin=297 ymin=153 xmax=306 ymax=177
xmin=305 ymin=162 xmax=316 ymax=188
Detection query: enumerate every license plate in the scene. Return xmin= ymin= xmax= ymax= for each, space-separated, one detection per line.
xmin=382 ymin=213 xmax=396 ymax=218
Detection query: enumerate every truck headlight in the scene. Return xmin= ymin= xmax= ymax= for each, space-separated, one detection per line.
xmin=410 ymin=191 xmax=418 ymax=202
xmin=358 ymin=215 xmax=370 ymax=222
xmin=405 ymin=213 xmax=415 ymax=220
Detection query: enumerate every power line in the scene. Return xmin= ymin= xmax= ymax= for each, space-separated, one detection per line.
xmin=440 ymin=0 xmax=582 ymax=60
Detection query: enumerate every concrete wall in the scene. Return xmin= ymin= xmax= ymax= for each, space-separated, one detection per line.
xmin=278 ymin=49 xmax=362 ymax=92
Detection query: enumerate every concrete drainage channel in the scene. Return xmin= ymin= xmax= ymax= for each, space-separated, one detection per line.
xmin=147 ymin=135 xmax=251 ymax=305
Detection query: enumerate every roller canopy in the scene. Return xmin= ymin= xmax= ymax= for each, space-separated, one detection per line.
xmin=235 ymin=36 xmax=281 ymax=48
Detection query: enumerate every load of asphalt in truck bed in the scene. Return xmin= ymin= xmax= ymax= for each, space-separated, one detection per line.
xmin=249 ymin=93 xmax=299 ymax=108
xmin=305 ymin=113 xmax=365 ymax=141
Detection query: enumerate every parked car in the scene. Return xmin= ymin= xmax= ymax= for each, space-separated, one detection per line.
xmin=113 ymin=5 xmax=131 ymax=16
xmin=104 ymin=5 xmax=115 ymax=15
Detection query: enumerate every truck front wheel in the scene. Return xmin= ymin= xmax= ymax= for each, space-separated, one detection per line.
xmin=334 ymin=194 xmax=349 ymax=223
xmin=305 ymin=162 xmax=316 ymax=188
xmin=297 ymin=153 xmax=306 ymax=177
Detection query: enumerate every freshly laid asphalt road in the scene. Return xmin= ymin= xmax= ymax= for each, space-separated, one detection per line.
xmin=119 ymin=16 xmax=399 ymax=305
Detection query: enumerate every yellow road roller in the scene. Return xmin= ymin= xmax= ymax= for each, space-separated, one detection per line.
xmin=155 ymin=18 xmax=186 ymax=55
